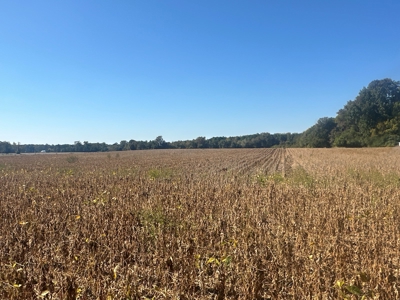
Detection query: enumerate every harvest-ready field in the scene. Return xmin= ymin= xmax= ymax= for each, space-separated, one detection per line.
xmin=2 ymin=148 xmax=400 ymax=299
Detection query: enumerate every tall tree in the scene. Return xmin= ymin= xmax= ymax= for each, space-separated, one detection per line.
xmin=300 ymin=117 xmax=337 ymax=148
xmin=333 ymin=78 xmax=400 ymax=147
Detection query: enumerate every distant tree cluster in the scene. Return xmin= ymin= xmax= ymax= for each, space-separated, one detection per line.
xmin=169 ymin=133 xmax=300 ymax=149
xmin=1 ymin=78 xmax=399 ymax=153
xmin=0 ymin=133 xmax=300 ymax=154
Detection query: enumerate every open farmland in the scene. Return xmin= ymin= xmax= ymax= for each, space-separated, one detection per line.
xmin=1 ymin=148 xmax=400 ymax=299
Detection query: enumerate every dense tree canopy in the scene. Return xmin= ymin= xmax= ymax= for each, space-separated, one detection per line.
xmin=299 ymin=117 xmax=337 ymax=148
xmin=332 ymin=78 xmax=400 ymax=147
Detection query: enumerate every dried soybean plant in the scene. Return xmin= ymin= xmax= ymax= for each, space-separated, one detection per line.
xmin=1 ymin=148 xmax=400 ymax=299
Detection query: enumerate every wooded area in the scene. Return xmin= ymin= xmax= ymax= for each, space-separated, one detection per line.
xmin=2 ymin=78 xmax=399 ymax=153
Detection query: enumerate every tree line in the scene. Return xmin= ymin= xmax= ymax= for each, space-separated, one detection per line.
xmin=1 ymin=78 xmax=399 ymax=153
xmin=0 ymin=133 xmax=301 ymax=153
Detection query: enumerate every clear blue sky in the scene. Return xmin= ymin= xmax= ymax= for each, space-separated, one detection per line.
xmin=1 ymin=0 xmax=400 ymax=144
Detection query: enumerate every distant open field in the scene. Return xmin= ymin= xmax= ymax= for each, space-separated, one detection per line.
xmin=1 ymin=148 xmax=400 ymax=299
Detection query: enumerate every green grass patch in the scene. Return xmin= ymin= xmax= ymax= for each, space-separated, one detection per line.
xmin=148 ymin=168 xmax=174 ymax=180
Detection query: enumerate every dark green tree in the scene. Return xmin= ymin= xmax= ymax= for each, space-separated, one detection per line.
xmin=333 ymin=78 xmax=400 ymax=147
xmin=154 ymin=136 xmax=167 ymax=149
xmin=300 ymin=117 xmax=337 ymax=148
